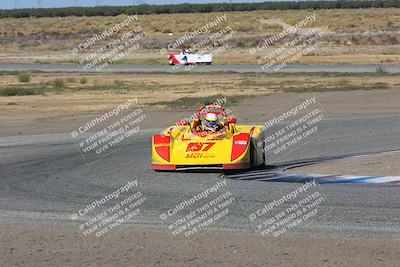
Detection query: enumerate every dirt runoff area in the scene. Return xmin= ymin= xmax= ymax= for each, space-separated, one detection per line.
xmin=1 ymin=224 xmax=399 ymax=267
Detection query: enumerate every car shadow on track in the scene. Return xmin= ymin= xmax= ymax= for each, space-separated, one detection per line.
xmin=221 ymin=154 xmax=360 ymax=181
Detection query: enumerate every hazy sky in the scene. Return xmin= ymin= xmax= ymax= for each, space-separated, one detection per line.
xmin=2 ymin=0 xmax=297 ymax=10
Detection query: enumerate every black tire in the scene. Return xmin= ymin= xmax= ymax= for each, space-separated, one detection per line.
xmin=249 ymin=145 xmax=255 ymax=169
xmin=250 ymin=141 xmax=265 ymax=168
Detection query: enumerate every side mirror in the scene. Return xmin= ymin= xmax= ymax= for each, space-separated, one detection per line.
xmin=228 ymin=118 xmax=237 ymax=124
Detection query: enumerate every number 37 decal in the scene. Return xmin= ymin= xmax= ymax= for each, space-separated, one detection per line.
xmin=186 ymin=142 xmax=215 ymax=152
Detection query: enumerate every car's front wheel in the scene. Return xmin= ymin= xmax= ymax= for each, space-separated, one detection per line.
xmin=182 ymin=56 xmax=188 ymax=65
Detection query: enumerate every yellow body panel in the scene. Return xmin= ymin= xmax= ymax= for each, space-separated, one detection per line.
xmin=152 ymin=124 xmax=265 ymax=169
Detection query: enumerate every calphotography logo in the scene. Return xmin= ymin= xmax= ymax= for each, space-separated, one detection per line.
xmin=257 ymin=95 xmax=332 ymax=165
xmin=70 ymin=8 xmax=146 ymax=72
xmin=70 ymin=98 xmax=152 ymax=164
xmin=249 ymin=14 xmax=326 ymax=73
xmin=160 ymin=10 xmax=237 ymax=72
xmin=70 ymin=179 xmax=151 ymax=245
xmin=175 ymin=96 xmax=228 ymax=126
xmin=247 ymin=180 xmax=328 ymax=238
xmin=158 ymin=179 xmax=237 ymax=242
xmin=251 ymin=14 xmax=317 ymax=55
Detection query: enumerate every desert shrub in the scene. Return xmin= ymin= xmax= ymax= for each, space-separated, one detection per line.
xmin=113 ymin=80 xmax=125 ymax=86
xmin=0 ymin=87 xmax=35 ymax=96
xmin=80 ymin=77 xmax=88 ymax=84
xmin=52 ymin=78 xmax=65 ymax=88
xmin=66 ymin=77 xmax=77 ymax=83
xmin=18 ymin=72 xmax=31 ymax=83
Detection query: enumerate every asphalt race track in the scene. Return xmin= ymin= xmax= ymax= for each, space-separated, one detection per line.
xmin=1 ymin=63 xmax=400 ymax=73
xmin=1 ymin=116 xmax=400 ymax=239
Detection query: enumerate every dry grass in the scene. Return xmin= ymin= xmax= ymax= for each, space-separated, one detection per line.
xmin=2 ymin=8 xmax=400 ymax=38
xmin=0 ymin=8 xmax=399 ymax=65
xmin=1 ymin=8 xmax=399 ymax=53
xmin=0 ymin=72 xmax=397 ymax=116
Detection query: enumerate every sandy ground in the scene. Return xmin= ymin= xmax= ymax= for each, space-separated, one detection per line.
xmin=288 ymin=151 xmax=400 ymax=177
xmin=1 ymin=224 xmax=399 ymax=267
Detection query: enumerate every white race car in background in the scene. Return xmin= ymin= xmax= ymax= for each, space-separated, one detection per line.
xmin=168 ymin=50 xmax=212 ymax=65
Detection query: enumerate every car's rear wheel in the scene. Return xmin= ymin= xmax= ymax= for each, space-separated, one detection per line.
xmin=250 ymin=145 xmax=256 ymax=169
xmin=250 ymin=141 xmax=265 ymax=168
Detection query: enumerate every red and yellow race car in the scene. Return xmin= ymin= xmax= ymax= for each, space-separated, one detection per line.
xmin=151 ymin=105 xmax=265 ymax=171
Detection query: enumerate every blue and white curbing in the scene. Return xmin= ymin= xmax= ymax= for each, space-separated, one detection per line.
xmin=227 ymin=171 xmax=400 ymax=185
xmin=272 ymin=173 xmax=400 ymax=185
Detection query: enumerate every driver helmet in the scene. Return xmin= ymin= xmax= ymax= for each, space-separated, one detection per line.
xmin=204 ymin=113 xmax=219 ymax=128
xmin=183 ymin=49 xmax=190 ymax=54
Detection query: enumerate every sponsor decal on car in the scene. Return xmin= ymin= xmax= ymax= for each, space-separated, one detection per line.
xmin=234 ymin=140 xmax=248 ymax=146
xmin=186 ymin=142 xmax=215 ymax=152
